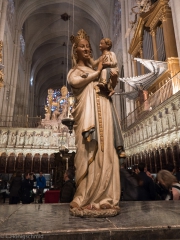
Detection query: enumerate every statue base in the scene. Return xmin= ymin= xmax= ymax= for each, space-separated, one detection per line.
xmin=69 ymin=207 xmax=120 ymax=218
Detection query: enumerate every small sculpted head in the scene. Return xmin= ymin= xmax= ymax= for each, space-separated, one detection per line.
xmin=100 ymin=38 xmax=112 ymax=51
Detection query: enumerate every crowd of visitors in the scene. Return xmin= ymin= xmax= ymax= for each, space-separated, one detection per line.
xmin=121 ymin=162 xmax=180 ymax=201
xmin=1 ymin=162 xmax=180 ymax=204
xmin=8 ymin=171 xmax=46 ymax=204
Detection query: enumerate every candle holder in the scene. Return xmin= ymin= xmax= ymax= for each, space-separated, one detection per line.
xmin=61 ymin=118 xmax=75 ymax=135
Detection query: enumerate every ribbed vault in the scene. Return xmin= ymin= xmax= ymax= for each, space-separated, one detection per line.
xmin=13 ymin=0 xmax=114 ymax=116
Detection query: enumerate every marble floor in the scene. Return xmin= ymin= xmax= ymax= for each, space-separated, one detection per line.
xmin=0 ymin=201 xmax=180 ymax=240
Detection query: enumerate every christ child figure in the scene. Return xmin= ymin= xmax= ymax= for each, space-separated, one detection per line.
xmin=90 ymin=38 xmax=119 ymax=96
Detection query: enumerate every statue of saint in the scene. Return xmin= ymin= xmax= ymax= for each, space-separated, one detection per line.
xmin=67 ymin=29 xmax=124 ymax=217
xmin=44 ymin=105 xmax=51 ymax=120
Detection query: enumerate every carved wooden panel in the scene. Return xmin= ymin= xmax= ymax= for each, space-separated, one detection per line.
xmin=160 ymin=149 xmax=166 ymax=169
xmin=167 ymin=147 xmax=173 ymax=165
xmin=6 ymin=153 xmax=15 ymax=173
xmin=33 ymin=153 xmax=40 ymax=173
xmin=150 ymin=151 xmax=156 ymax=173
xmin=155 ymin=150 xmax=161 ymax=172
xmin=49 ymin=154 xmax=55 ymax=169
xmin=41 ymin=153 xmax=48 ymax=173
xmin=146 ymin=153 xmax=151 ymax=172
xmin=15 ymin=153 xmax=24 ymax=172
xmin=173 ymin=145 xmax=179 ymax=168
xmin=24 ymin=154 xmax=32 ymax=173
xmin=0 ymin=153 xmax=6 ymax=173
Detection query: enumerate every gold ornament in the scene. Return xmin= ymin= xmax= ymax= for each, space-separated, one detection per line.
xmin=70 ymin=29 xmax=89 ymax=45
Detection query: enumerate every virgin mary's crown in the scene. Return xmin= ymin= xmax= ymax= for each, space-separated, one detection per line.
xmin=70 ymin=29 xmax=89 ymax=45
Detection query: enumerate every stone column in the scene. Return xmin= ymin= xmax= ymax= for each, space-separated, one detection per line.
xmin=0 ymin=0 xmax=8 ymax=41
xmin=121 ymin=0 xmax=131 ymax=116
xmin=150 ymin=29 xmax=158 ymax=60
xmin=6 ymin=29 xmax=21 ymax=117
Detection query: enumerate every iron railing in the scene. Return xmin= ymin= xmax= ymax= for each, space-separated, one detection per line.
xmin=0 ymin=115 xmax=41 ymax=128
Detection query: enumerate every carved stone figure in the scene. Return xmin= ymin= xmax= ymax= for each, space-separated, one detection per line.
xmin=51 ymin=109 xmax=60 ymax=121
xmin=68 ymin=29 xmax=123 ymax=217
xmin=9 ymin=132 xmax=16 ymax=146
xmin=0 ymin=131 xmax=8 ymax=145
xmin=18 ymin=132 xmax=25 ymax=145
xmin=34 ymin=133 xmax=42 ymax=146
xmin=25 ymin=132 xmax=33 ymax=145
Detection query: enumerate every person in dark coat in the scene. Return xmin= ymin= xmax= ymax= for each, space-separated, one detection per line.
xmin=60 ymin=169 xmax=76 ymax=203
xmin=137 ymin=162 xmax=156 ymax=201
xmin=9 ymin=171 xmax=22 ymax=204
xmin=21 ymin=172 xmax=34 ymax=204
xmin=120 ymin=163 xmax=139 ymax=201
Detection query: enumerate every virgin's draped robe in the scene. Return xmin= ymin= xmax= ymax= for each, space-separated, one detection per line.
xmin=68 ymin=66 xmax=123 ymax=209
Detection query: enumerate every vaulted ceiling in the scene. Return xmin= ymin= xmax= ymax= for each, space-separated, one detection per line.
xmin=15 ymin=0 xmax=115 ymax=112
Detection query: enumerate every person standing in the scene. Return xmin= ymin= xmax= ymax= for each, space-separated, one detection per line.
xmin=9 ymin=171 xmax=22 ymax=204
xmin=36 ymin=172 xmax=46 ymax=203
xmin=60 ymin=169 xmax=76 ymax=203
xmin=21 ymin=172 xmax=33 ymax=204
xmin=137 ymin=162 xmax=156 ymax=201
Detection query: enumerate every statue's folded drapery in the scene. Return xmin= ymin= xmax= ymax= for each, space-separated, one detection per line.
xmin=68 ymin=65 xmax=123 ymax=209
